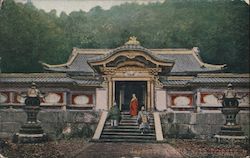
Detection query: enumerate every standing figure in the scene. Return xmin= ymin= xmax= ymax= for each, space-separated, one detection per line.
xmin=108 ymin=101 xmax=121 ymax=127
xmin=129 ymin=94 xmax=138 ymax=116
xmin=137 ymin=106 xmax=150 ymax=134
xmin=222 ymin=83 xmax=238 ymax=107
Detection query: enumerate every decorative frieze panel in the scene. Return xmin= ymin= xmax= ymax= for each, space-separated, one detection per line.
xmin=0 ymin=92 xmax=10 ymax=103
xmin=201 ymin=93 xmax=221 ymax=106
xmin=200 ymin=91 xmax=249 ymax=107
xmin=13 ymin=91 xmax=66 ymax=105
xmin=43 ymin=93 xmax=64 ymax=104
xmin=171 ymin=94 xmax=193 ymax=106
xmin=16 ymin=94 xmax=26 ymax=103
xmin=73 ymin=95 xmax=90 ymax=105
xmin=72 ymin=94 xmax=94 ymax=106
xmin=238 ymin=92 xmax=249 ymax=107
xmin=13 ymin=92 xmax=25 ymax=104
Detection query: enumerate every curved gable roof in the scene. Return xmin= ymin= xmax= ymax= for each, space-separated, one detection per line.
xmin=87 ymin=44 xmax=174 ymax=64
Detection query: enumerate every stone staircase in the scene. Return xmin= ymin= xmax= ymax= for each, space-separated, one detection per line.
xmin=98 ymin=111 xmax=157 ymax=143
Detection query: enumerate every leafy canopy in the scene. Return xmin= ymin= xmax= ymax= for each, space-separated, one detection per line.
xmin=0 ymin=0 xmax=249 ymax=72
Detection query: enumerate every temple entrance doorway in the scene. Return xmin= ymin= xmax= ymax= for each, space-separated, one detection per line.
xmin=115 ymin=81 xmax=147 ymax=112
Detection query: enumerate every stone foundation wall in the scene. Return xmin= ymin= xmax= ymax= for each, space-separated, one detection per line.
xmin=0 ymin=109 xmax=249 ymax=140
xmin=160 ymin=111 xmax=250 ymax=139
xmin=0 ymin=109 xmax=100 ymax=139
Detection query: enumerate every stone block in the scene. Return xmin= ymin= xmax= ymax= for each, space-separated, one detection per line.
xmin=38 ymin=110 xmax=65 ymax=123
xmin=165 ymin=123 xmax=195 ymax=138
xmin=1 ymin=122 xmax=21 ymax=133
xmin=191 ymin=124 xmax=212 ymax=135
xmin=176 ymin=113 xmax=191 ymax=124
xmin=0 ymin=132 xmax=12 ymax=139
xmin=0 ymin=110 xmax=100 ymax=139
xmin=0 ymin=110 xmax=26 ymax=123
xmin=210 ymin=125 xmax=222 ymax=135
xmin=241 ymin=124 xmax=250 ymax=137
xmin=160 ymin=111 xmax=249 ymax=138
xmin=177 ymin=124 xmax=190 ymax=135
xmin=237 ymin=112 xmax=250 ymax=125
xmin=40 ymin=122 xmax=63 ymax=139
xmin=161 ymin=113 xmax=197 ymax=125
xmin=195 ymin=113 xmax=224 ymax=125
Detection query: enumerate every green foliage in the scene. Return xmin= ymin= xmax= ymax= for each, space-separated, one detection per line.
xmin=0 ymin=0 xmax=249 ymax=72
xmin=0 ymin=0 xmax=70 ymax=72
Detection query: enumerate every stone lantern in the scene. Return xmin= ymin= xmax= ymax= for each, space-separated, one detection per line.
xmin=214 ymin=83 xmax=248 ymax=143
xmin=13 ymin=83 xmax=47 ymax=143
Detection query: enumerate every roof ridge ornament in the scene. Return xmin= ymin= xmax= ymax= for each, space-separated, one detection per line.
xmin=125 ymin=36 xmax=140 ymax=45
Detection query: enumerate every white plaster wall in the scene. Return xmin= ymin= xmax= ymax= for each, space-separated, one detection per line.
xmin=95 ymin=88 xmax=108 ymax=110
xmin=155 ymin=89 xmax=167 ymax=111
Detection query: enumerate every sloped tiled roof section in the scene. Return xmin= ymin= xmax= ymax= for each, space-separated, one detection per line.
xmin=0 ymin=73 xmax=101 ymax=85
xmin=153 ymin=48 xmax=226 ymax=74
xmin=41 ymin=47 xmax=226 ymax=74
xmin=162 ymin=73 xmax=250 ymax=86
xmin=42 ymin=49 xmax=107 ymax=73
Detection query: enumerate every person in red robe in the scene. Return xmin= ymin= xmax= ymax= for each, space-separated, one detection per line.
xmin=130 ymin=94 xmax=138 ymax=116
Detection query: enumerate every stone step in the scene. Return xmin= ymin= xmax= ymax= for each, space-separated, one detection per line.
xmin=19 ymin=126 xmax=45 ymax=134
xmin=102 ymin=128 xmax=155 ymax=133
xmin=119 ymin=122 xmax=154 ymax=125
xmin=92 ymin=139 xmax=157 ymax=143
xmin=219 ymin=130 xmax=245 ymax=136
xmin=121 ymin=114 xmax=154 ymax=117
xmin=19 ymin=129 xmax=44 ymax=134
xmin=121 ymin=117 xmax=138 ymax=120
xmin=104 ymin=125 xmax=155 ymax=130
xmin=121 ymin=113 xmax=153 ymax=115
xmin=105 ymin=122 xmax=154 ymax=126
xmin=120 ymin=118 xmax=154 ymax=122
xmin=121 ymin=111 xmax=153 ymax=114
xmin=20 ymin=124 xmax=44 ymax=128
xmin=221 ymin=126 xmax=242 ymax=131
xmin=122 ymin=118 xmax=154 ymax=121
xmin=121 ymin=111 xmax=130 ymax=114
xmin=98 ymin=111 xmax=156 ymax=143
xmin=102 ymin=132 xmax=155 ymax=136
xmin=100 ymin=135 xmax=156 ymax=140
xmin=121 ymin=119 xmax=154 ymax=122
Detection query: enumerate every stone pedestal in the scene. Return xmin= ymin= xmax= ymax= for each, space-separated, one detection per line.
xmin=13 ymin=98 xmax=47 ymax=143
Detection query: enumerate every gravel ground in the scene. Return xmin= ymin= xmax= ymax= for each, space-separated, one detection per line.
xmin=74 ymin=142 xmax=183 ymax=158
xmin=0 ymin=139 xmax=88 ymax=158
xmin=169 ymin=139 xmax=250 ymax=158
xmin=0 ymin=138 xmax=249 ymax=158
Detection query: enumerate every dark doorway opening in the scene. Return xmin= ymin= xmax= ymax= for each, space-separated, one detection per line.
xmin=115 ymin=81 xmax=147 ymax=111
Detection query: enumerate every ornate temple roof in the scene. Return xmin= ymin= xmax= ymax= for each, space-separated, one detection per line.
xmin=41 ymin=38 xmax=226 ymax=75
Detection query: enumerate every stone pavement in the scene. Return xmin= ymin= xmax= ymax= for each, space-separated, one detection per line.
xmin=74 ymin=142 xmax=183 ymax=158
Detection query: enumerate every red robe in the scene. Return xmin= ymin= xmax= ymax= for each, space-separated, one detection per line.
xmin=130 ymin=98 xmax=138 ymax=116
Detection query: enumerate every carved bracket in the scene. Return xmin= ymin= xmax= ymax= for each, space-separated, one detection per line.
xmin=154 ymin=76 xmax=163 ymax=88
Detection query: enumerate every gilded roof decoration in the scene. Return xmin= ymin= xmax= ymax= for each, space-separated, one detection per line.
xmin=125 ymin=36 xmax=140 ymax=45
